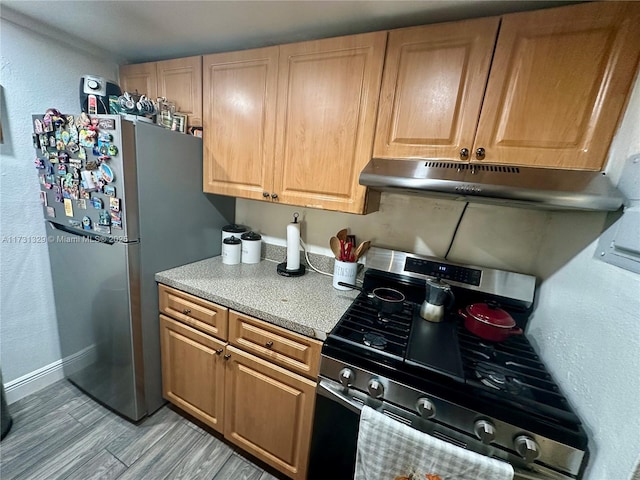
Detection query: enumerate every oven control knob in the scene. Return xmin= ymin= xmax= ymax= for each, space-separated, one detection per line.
xmin=367 ymin=378 xmax=384 ymax=399
xmin=339 ymin=368 xmax=355 ymax=387
xmin=514 ymin=435 xmax=540 ymax=463
xmin=416 ymin=397 xmax=436 ymax=419
xmin=473 ymin=420 xmax=496 ymax=444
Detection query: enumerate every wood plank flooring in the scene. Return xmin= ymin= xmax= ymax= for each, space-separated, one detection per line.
xmin=0 ymin=380 xmax=287 ymax=480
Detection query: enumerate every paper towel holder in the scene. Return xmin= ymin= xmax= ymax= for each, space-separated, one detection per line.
xmin=277 ymin=262 xmax=306 ymax=277
xmin=277 ymin=212 xmax=306 ymax=277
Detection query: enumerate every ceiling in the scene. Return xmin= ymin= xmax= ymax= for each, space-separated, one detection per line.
xmin=2 ymin=0 xmax=581 ymax=64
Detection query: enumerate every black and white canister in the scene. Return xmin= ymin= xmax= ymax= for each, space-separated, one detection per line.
xmin=241 ymin=231 xmax=262 ymax=264
xmin=222 ymin=235 xmax=241 ymax=265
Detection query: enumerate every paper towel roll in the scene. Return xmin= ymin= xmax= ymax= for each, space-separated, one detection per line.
xmin=286 ymin=221 xmax=300 ymax=270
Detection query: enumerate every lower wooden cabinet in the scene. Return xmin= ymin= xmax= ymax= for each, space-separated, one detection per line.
xmin=159 ymin=287 xmax=320 ymax=480
xmin=159 ymin=314 xmax=226 ymax=433
xmin=224 ymin=345 xmax=316 ymax=480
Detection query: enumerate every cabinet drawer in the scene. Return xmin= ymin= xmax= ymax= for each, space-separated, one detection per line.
xmin=229 ymin=311 xmax=322 ymax=380
xmin=159 ymin=284 xmax=228 ymax=340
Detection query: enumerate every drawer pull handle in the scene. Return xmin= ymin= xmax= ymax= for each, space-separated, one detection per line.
xmin=182 ymin=308 xmax=191 ymax=315
xmin=265 ymin=341 xmax=274 ymax=348
xmin=215 ymin=349 xmax=223 ymax=355
xmin=224 ymin=354 xmax=231 ymax=360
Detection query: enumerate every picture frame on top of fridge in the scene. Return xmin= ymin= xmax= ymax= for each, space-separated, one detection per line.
xmin=171 ymin=113 xmax=187 ymax=133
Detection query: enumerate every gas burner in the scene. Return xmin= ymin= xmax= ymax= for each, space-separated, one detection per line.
xmin=475 ymin=363 xmax=524 ymax=395
xmin=363 ymin=332 xmax=387 ymax=350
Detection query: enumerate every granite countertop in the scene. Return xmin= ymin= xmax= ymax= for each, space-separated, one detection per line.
xmin=155 ymin=256 xmax=358 ymax=340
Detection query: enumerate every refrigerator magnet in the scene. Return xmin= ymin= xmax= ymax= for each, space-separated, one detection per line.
xmin=91 ymin=197 xmax=103 ymax=209
xmin=108 ymin=144 xmax=118 ymax=156
xmin=103 ymin=185 xmax=115 ymax=197
xmin=99 ymin=164 xmax=114 ymax=183
xmin=85 ymin=160 xmax=98 ymax=171
xmin=57 ymin=164 xmax=67 ymax=175
xmin=109 ymin=197 xmax=120 ymax=213
xmin=61 ymin=130 xmax=70 ymax=145
xmin=98 ymin=210 xmax=111 ymax=226
xmin=40 ymin=191 xmax=47 ymax=206
xmin=78 ymin=146 xmax=86 ymax=160
xmin=64 ymin=198 xmax=74 ymax=217
xmin=46 ymin=206 xmax=56 ymax=218
xmin=98 ymin=118 xmax=115 ymax=130
xmin=54 ymin=185 xmax=63 ymax=202
xmin=77 ymin=199 xmax=87 ymax=210
xmin=81 ymin=171 xmax=96 ymax=191
xmin=34 ymin=157 xmax=45 ymax=169
xmin=34 ymin=118 xmax=44 ymax=134
xmin=82 ymin=216 xmax=92 ymax=230
xmin=111 ymin=219 xmax=122 ymax=230
xmin=94 ymin=225 xmax=110 ymax=235
xmin=68 ymin=220 xmax=82 ymax=228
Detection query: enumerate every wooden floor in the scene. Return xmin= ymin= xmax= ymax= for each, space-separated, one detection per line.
xmin=0 ymin=380 xmax=287 ymax=480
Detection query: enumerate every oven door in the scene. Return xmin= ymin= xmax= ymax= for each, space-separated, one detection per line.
xmin=308 ymin=377 xmax=574 ymax=480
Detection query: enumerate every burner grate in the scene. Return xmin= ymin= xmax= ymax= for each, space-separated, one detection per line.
xmin=331 ymin=294 xmax=412 ymax=358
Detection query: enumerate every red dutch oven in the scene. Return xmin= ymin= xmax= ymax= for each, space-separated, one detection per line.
xmin=459 ymin=301 xmax=523 ymax=342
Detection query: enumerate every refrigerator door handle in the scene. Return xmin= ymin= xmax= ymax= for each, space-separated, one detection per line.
xmin=47 ymin=221 xmax=118 ymax=245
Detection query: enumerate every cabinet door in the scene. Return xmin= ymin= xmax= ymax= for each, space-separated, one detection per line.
xmin=202 ymin=47 xmax=279 ymax=200
xmin=160 ymin=315 xmax=225 ymax=433
xmin=273 ymin=32 xmax=387 ymax=214
xmin=474 ymin=2 xmax=640 ymax=170
xmin=374 ymin=18 xmax=499 ymax=161
xmin=157 ymin=56 xmax=203 ymax=127
xmin=224 ymin=345 xmax=316 ymax=480
xmin=119 ymin=62 xmax=158 ymax=99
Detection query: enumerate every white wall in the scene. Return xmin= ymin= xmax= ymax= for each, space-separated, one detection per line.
xmin=0 ymin=17 xmax=118 ymax=390
xmin=237 ymin=74 xmax=640 ymax=480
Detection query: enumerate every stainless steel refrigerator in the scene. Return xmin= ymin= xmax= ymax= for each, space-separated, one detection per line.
xmin=33 ymin=114 xmax=235 ymax=421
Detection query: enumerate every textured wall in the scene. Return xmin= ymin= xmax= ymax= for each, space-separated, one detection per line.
xmin=0 ymin=18 xmax=118 ymax=382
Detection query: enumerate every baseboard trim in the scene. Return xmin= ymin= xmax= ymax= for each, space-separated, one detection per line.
xmin=4 ymin=344 xmax=97 ymax=404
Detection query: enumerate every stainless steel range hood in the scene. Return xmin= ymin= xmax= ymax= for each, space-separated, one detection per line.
xmin=359 ymin=158 xmax=625 ymax=211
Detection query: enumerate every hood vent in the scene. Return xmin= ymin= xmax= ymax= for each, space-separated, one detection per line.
xmin=424 ymin=161 xmax=521 ymax=173
xmin=359 ymin=158 xmax=625 ymax=212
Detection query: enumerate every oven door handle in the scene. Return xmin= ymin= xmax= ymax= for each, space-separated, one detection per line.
xmin=317 ymin=378 xmax=364 ymax=414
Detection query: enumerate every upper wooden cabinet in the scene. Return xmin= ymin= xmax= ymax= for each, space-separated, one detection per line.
xmin=272 ymin=32 xmax=386 ymax=213
xmin=374 ymin=2 xmax=640 ymax=171
xmin=374 ymin=17 xmax=500 ymax=161
xmin=203 ymin=32 xmax=386 ymax=214
xmin=475 ymin=2 xmax=640 ymax=170
xmin=202 ymin=47 xmax=279 ymax=200
xmin=120 ymin=56 xmax=203 ymax=127
xmin=119 ymin=62 xmax=158 ymax=100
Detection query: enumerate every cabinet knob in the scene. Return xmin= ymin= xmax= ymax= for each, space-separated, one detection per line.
xmin=271 ymin=193 xmax=278 ymax=199
xmin=459 ymin=148 xmax=470 ymax=160
xmin=265 ymin=341 xmax=274 ymax=348
xmin=224 ymin=354 xmax=231 ymax=360
xmin=475 ymin=147 xmax=486 ymax=160
xmin=263 ymin=192 xmax=270 ymax=198
xmin=182 ymin=308 xmax=191 ymax=315
xmin=215 ymin=349 xmax=223 ymax=355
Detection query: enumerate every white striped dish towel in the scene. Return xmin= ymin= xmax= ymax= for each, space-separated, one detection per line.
xmin=354 ymin=406 xmax=514 ymax=480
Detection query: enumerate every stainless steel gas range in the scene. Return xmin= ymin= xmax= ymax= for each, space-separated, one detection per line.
xmin=308 ymin=247 xmax=588 ymax=480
